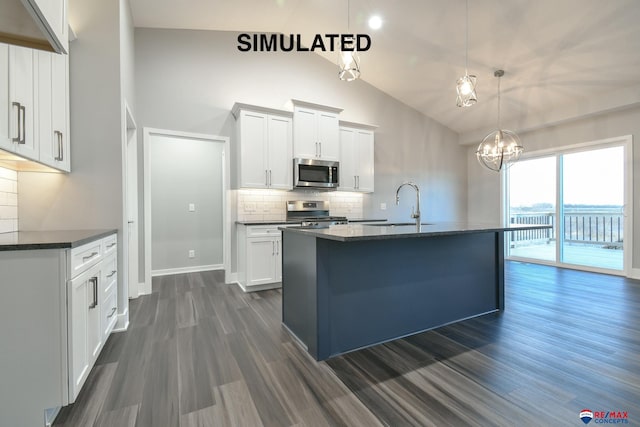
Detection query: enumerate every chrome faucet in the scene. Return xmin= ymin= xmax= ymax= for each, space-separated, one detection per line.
xmin=395 ymin=182 xmax=421 ymax=226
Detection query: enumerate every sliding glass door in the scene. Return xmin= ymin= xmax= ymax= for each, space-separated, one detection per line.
xmin=561 ymin=146 xmax=624 ymax=270
xmin=506 ymin=139 xmax=630 ymax=274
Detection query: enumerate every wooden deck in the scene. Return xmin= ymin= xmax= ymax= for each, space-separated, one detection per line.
xmin=509 ymin=243 xmax=623 ymax=270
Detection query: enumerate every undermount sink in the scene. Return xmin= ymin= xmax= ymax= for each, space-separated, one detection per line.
xmin=364 ymin=222 xmax=433 ymax=227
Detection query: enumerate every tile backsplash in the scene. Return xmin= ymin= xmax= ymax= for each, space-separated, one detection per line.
xmin=0 ymin=167 xmax=18 ymax=233
xmin=237 ymin=189 xmax=364 ymax=222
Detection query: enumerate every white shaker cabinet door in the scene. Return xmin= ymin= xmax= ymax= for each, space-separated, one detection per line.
xmin=239 ymin=110 xmax=269 ymax=188
xmin=293 ymin=106 xmax=318 ymax=158
xmin=316 ymin=111 xmax=339 ymax=161
xmin=355 ymin=129 xmax=375 ymax=193
xmin=0 ymin=44 xmax=9 ymax=151
xmin=267 ymin=114 xmax=292 ymax=189
xmin=9 ymin=46 xmax=37 ymax=160
xmin=246 ymin=238 xmax=278 ymax=286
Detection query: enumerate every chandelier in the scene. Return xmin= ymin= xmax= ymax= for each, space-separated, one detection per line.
xmin=456 ymin=0 xmax=476 ymax=107
xmin=338 ymin=0 xmax=360 ymax=81
xmin=476 ymin=70 xmax=523 ymax=171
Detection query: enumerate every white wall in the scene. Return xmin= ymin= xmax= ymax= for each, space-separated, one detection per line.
xmin=467 ymin=105 xmax=640 ymax=271
xmin=18 ymin=0 xmax=130 ymax=314
xmin=134 ymin=28 xmax=468 ymax=274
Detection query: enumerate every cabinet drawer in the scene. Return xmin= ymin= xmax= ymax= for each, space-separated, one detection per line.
xmin=100 ymin=287 xmax=118 ymax=342
xmin=70 ymin=240 xmax=103 ymax=278
xmin=247 ymin=226 xmax=282 ymax=237
xmin=102 ymin=256 xmax=117 ymax=295
xmin=103 ymin=234 xmax=117 ymax=257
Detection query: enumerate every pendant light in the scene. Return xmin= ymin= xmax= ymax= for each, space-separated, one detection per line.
xmin=338 ymin=0 xmax=360 ymax=81
xmin=476 ymin=70 xmax=524 ymax=171
xmin=456 ymin=0 xmax=477 ymax=107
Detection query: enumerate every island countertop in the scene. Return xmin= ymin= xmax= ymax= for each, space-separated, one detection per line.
xmin=280 ymin=222 xmax=551 ymax=242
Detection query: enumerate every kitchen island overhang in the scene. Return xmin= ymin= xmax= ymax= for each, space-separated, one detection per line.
xmin=280 ymin=222 xmax=551 ymax=361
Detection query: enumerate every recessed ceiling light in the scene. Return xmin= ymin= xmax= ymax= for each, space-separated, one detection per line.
xmin=368 ymin=15 xmax=383 ymax=30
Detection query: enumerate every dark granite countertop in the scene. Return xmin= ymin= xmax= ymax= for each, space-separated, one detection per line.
xmin=0 ymin=229 xmax=117 ymax=251
xmin=236 ymin=218 xmax=388 ymax=226
xmin=280 ymin=222 xmax=552 ymax=242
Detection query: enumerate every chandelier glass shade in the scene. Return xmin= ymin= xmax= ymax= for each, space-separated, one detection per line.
xmin=456 ymin=73 xmax=477 ymax=107
xmin=338 ymin=50 xmax=361 ymax=81
xmin=476 ymin=70 xmax=523 ymax=172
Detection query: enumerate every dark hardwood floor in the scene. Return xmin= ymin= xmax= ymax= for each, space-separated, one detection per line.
xmin=54 ymin=262 xmax=640 ymax=426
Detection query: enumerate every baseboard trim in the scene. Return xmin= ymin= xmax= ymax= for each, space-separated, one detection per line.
xmin=152 ymin=264 xmax=223 ymax=277
xmin=630 ymin=268 xmax=640 ymax=280
xmin=113 ymin=307 xmax=129 ymax=332
xmin=226 ymin=272 xmax=238 ymax=284
xmin=236 ymin=281 xmax=282 ymax=293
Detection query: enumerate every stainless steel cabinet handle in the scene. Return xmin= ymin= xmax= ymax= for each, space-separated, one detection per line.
xmin=354 ymin=176 xmax=357 ymax=189
xmin=319 ymin=142 xmax=322 ymax=157
xmin=268 ymin=170 xmax=272 ymax=187
xmin=265 ymin=169 xmax=269 ymax=186
xmin=106 ymin=242 xmax=116 ymax=249
xmin=19 ymin=105 xmax=26 ymax=144
xmin=276 ymin=241 xmax=279 ymax=255
xmin=54 ymin=131 xmax=63 ymax=160
xmin=107 ymin=270 xmax=116 ymax=278
xmin=272 ymin=241 xmax=275 ymax=255
xmin=82 ymin=251 xmax=99 ymax=261
xmin=12 ymin=102 xmax=22 ymax=143
xmin=89 ymin=277 xmax=98 ymax=309
xmin=357 ymin=176 xmax=360 ymax=189
xmin=107 ymin=307 xmax=117 ymax=318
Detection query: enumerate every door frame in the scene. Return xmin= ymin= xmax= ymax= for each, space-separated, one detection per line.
xmin=503 ymin=135 xmax=633 ymax=277
xmin=124 ymin=104 xmax=139 ymax=299
xmin=142 ymin=128 xmax=231 ymax=290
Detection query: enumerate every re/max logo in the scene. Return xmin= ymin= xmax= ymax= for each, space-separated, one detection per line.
xmin=237 ymin=33 xmax=371 ymax=52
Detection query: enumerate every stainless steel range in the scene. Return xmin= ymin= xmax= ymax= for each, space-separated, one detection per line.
xmin=286 ymin=200 xmax=348 ymax=228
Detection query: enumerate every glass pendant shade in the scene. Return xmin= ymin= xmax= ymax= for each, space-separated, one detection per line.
xmin=338 ymin=50 xmax=360 ymax=81
xmin=456 ymin=73 xmax=477 ymax=107
xmin=476 ymin=129 xmax=523 ymax=171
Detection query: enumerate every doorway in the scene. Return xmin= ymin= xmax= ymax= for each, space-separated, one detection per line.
xmin=505 ymin=136 xmax=633 ymax=276
xmin=143 ymin=128 xmax=230 ymax=288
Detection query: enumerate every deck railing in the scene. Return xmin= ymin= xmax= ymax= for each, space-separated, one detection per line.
xmin=510 ymin=211 xmax=623 ymax=248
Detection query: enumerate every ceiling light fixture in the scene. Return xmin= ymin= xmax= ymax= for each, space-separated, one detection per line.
xmin=368 ymin=15 xmax=383 ymax=30
xmin=476 ymin=70 xmax=524 ymax=172
xmin=456 ymin=0 xmax=477 ymax=107
xmin=338 ymin=0 xmax=360 ymax=81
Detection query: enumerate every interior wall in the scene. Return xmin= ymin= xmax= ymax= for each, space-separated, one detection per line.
xmin=467 ymin=105 xmax=640 ymax=272
xmin=17 ymin=0 xmax=127 ymax=304
xmin=149 ymin=134 xmax=224 ymax=272
xmin=134 ymin=28 xmax=468 ymax=275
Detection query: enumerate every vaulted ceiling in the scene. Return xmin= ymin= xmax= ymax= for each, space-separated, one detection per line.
xmin=128 ymin=0 xmax=640 ymax=144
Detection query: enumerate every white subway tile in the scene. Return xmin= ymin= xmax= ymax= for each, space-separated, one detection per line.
xmin=0 ymin=206 xmax=18 ymax=220
xmin=0 ymin=219 xmax=17 ymax=233
xmin=0 ymin=167 xmax=17 ymax=181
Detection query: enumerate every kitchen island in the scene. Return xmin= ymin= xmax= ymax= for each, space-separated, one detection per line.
xmin=281 ymin=222 xmax=550 ymax=361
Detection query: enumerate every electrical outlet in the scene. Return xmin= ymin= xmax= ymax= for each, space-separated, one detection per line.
xmin=188 ymin=250 xmax=195 ymax=258
xmin=380 ymin=203 xmax=387 ymax=210
xmin=188 ymin=203 xmax=195 ymax=212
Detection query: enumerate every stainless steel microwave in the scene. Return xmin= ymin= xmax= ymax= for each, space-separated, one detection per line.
xmin=293 ymin=158 xmax=339 ymax=190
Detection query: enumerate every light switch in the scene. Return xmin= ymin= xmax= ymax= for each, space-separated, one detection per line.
xmin=380 ymin=203 xmax=387 ymax=210
xmin=188 ymin=203 xmax=195 ymax=212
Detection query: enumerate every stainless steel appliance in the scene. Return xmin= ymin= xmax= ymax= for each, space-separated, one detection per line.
xmin=286 ymin=200 xmax=348 ymax=228
xmin=293 ymin=158 xmax=339 ymax=190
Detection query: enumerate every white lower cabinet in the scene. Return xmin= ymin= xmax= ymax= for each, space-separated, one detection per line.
xmin=237 ymin=224 xmax=283 ymax=292
xmin=67 ymin=234 xmax=117 ymax=402
xmin=0 ymin=232 xmax=117 ymax=427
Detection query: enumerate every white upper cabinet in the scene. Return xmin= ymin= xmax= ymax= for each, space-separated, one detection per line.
xmin=292 ymin=100 xmax=342 ymax=161
xmin=0 ymin=0 xmax=68 ymax=54
xmin=339 ymin=122 xmax=376 ymax=193
xmin=8 ymin=45 xmax=38 ymax=160
xmin=0 ymin=44 xmax=70 ymax=172
xmin=233 ymin=103 xmax=293 ymax=190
